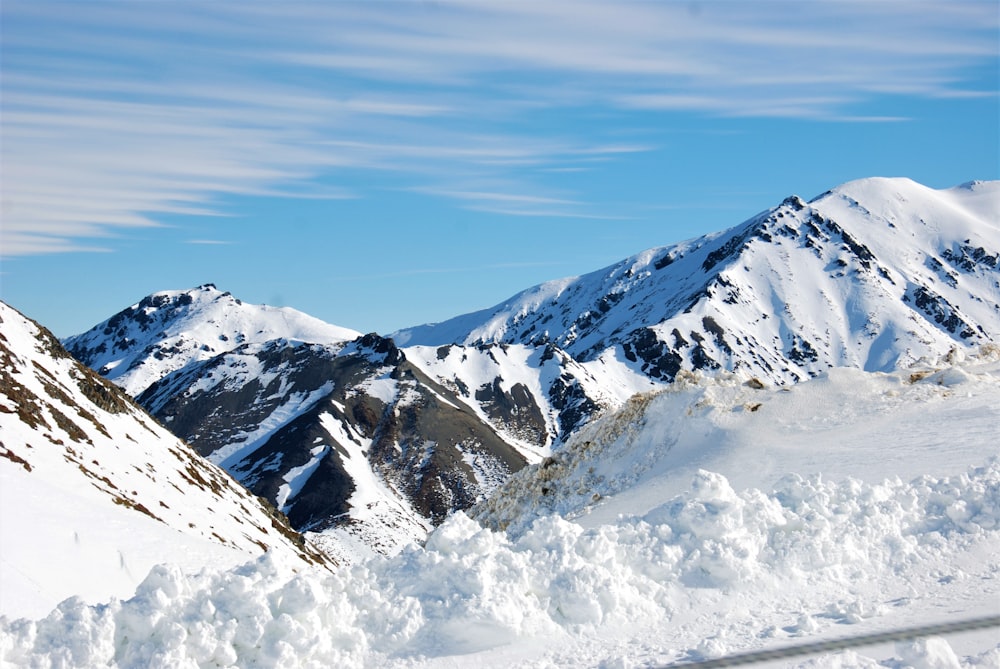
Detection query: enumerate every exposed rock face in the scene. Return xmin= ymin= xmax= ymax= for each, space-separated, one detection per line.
xmin=119 ymin=331 xmax=537 ymax=549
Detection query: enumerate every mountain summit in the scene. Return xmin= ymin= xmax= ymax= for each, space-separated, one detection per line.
xmin=64 ymin=284 xmax=361 ymax=398
xmin=394 ymin=178 xmax=998 ymax=384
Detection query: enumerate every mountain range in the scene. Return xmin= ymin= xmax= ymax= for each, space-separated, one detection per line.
xmin=30 ymin=177 xmax=1000 ymax=559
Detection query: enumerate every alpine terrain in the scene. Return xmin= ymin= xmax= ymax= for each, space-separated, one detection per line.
xmin=1 ymin=176 xmax=998 ymax=667
xmin=0 ymin=302 xmax=329 ymax=619
xmin=60 ymin=177 xmax=999 ymax=560
xmin=63 ymin=285 xmax=604 ymax=560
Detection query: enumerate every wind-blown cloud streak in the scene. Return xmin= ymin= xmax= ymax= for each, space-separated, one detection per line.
xmin=1 ymin=1 xmax=996 ymax=256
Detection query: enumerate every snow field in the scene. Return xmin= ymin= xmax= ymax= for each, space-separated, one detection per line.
xmin=3 ymin=459 xmax=998 ymax=667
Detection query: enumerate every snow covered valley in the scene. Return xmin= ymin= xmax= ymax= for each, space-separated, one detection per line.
xmin=3 ymin=347 xmax=998 ymax=668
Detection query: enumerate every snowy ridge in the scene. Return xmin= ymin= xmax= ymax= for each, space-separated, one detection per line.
xmin=395 ymin=178 xmax=999 ymax=385
xmin=0 ymin=302 xmax=328 ymax=619
xmin=403 ymin=343 xmax=643 ymax=459
xmin=117 ymin=331 xmax=529 ymax=556
xmin=64 ymin=284 xmax=360 ymax=397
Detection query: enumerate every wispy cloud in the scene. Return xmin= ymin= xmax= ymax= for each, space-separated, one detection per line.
xmin=1 ymin=1 xmax=995 ymax=256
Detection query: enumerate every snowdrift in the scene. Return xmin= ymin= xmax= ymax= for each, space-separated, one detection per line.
xmin=3 ymin=460 xmax=999 ymax=665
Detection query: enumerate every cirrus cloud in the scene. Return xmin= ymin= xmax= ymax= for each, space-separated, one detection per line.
xmin=1 ymin=1 xmax=996 ymax=256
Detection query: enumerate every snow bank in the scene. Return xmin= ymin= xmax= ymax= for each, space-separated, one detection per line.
xmin=4 ymin=460 xmax=998 ymax=667
xmin=474 ymin=352 xmax=1000 ymax=537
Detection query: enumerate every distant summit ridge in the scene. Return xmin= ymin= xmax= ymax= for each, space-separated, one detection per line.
xmin=64 ymin=283 xmax=361 ymax=397
xmin=394 ymin=177 xmax=999 ymax=384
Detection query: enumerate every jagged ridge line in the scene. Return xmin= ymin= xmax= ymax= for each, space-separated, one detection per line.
xmin=658 ymin=615 xmax=1000 ymax=668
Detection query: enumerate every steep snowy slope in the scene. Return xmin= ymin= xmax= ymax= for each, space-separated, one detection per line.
xmin=395 ymin=178 xmax=999 ymax=385
xmin=0 ymin=302 xmax=328 ymax=619
xmin=64 ymin=284 xmax=360 ymax=397
xmin=4 ymin=345 xmax=998 ymax=667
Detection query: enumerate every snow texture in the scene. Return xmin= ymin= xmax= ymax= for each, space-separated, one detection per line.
xmin=3 ymin=349 xmax=998 ymax=667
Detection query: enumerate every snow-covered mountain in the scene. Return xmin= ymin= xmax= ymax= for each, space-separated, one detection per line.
xmin=395 ymin=178 xmax=999 ymax=384
xmin=131 ymin=332 xmax=534 ymax=560
xmin=60 ymin=177 xmax=999 ymax=559
xmin=4 ymin=176 xmax=1000 ymax=666
xmin=0 ymin=302 xmax=329 ymax=619
xmin=63 ymin=283 xmax=361 ymax=397
xmin=65 ymin=291 xmax=622 ymax=559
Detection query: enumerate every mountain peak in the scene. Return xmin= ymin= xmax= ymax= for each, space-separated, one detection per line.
xmin=394 ymin=178 xmax=999 ymax=384
xmin=64 ymin=286 xmax=361 ymax=396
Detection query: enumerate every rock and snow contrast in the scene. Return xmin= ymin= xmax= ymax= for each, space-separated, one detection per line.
xmin=61 ymin=178 xmax=1000 ymax=557
xmin=0 ymin=302 xmax=329 ymax=620
xmin=64 ymin=288 xmax=611 ymax=559
xmin=396 ymin=178 xmax=999 ymax=383
xmin=2 ymin=176 xmax=998 ymax=666
xmin=2 ymin=347 xmax=998 ymax=666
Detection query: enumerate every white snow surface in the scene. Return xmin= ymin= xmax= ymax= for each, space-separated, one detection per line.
xmin=3 ymin=344 xmax=998 ymax=666
xmin=0 ymin=303 xmax=325 ymax=621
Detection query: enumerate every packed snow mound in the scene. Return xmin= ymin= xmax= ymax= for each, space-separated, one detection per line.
xmin=473 ymin=346 xmax=1000 ymax=536
xmin=63 ymin=284 xmax=361 ymax=396
xmin=2 ymin=462 xmax=998 ymax=667
xmin=0 ymin=302 xmax=328 ymax=619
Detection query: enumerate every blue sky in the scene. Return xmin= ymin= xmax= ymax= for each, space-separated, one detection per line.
xmin=2 ymin=1 xmax=997 ymax=338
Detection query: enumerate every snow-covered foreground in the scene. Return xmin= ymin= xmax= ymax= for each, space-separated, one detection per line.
xmin=3 ymin=353 xmax=1000 ymax=668
xmin=2 ymin=462 xmax=997 ymax=667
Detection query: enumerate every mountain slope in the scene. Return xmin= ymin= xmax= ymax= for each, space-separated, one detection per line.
xmin=66 ymin=292 xmax=631 ymax=559
xmin=394 ymin=178 xmax=999 ymax=385
xmin=113 ymin=331 xmax=542 ymax=560
xmin=0 ymin=302 xmax=328 ymax=618
xmin=472 ymin=345 xmax=1000 ymax=537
